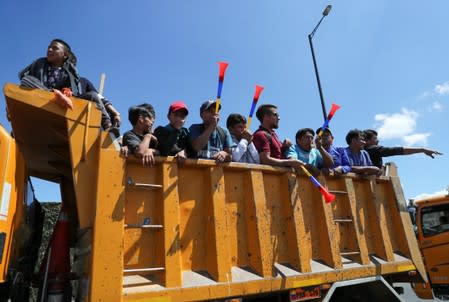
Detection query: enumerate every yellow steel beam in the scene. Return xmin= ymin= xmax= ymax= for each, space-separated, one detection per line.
xmin=390 ymin=176 xmax=428 ymax=282
xmin=205 ymin=166 xmax=231 ymax=282
xmin=89 ymin=134 xmax=126 ymax=301
xmin=345 ymin=178 xmax=370 ymax=265
xmin=286 ymin=173 xmax=311 ymax=272
xmin=161 ymin=161 xmax=182 ymax=287
xmin=243 ymin=170 xmax=272 ymax=277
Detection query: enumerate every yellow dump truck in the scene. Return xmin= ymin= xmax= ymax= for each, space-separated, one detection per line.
xmin=0 ymin=83 xmax=429 ymax=301
xmin=411 ymin=193 xmax=449 ymax=300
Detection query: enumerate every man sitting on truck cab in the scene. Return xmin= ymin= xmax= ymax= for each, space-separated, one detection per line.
xmin=122 ymin=106 xmax=159 ymax=166
xmin=19 ymin=39 xmax=80 ymax=108
xmin=344 ymin=129 xmax=381 ymax=176
xmin=188 ymin=99 xmax=232 ymax=163
xmin=252 ymin=104 xmax=304 ymax=169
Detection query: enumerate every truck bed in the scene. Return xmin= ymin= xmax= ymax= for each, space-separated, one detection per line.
xmin=3 ymin=83 xmax=426 ymax=301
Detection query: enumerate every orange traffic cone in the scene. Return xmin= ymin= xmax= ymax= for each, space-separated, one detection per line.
xmin=40 ymin=203 xmax=71 ymax=301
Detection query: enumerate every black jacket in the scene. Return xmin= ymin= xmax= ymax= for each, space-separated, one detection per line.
xmin=19 ymin=57 xmax=81 ymax=95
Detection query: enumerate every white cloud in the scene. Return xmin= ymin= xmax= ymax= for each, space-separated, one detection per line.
xmin=418 ymin=91 xmax=432 ymax=99
xmin=432 ymin=101 xmax=443 ymax=111
xmin=374 ymin=108 xmax=431 ymax=146
xmin=403 ymin=133 xmax=430 ymax=146
xmin=418 ymin=81 xmax=449 ymax=104
xmin=375 ymin=108 xmax=417 ymax=139
xmin=435 ymin=81 xmax=449 ymax=95
xmin=412 ymin=189 xmax=448 ymax=201
xmin=427 ymin=101 xmax=443 ymax=112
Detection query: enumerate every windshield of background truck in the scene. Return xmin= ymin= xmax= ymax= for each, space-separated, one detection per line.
xmin=421 ymin=203 xmax=449 ymax=237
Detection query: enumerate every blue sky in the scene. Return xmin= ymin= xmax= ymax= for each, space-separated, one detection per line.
xmin=0 ymin=1 xmax=448 ymax=202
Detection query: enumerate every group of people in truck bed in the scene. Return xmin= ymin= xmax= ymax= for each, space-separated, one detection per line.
xmin=121 ymin=100 xmax=442 ymax=177
xmin=18 ymin=39 xmax=442 ymax=176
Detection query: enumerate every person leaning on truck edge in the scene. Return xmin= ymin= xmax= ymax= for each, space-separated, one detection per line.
xmin=344 ymin=129 xmax=381 ymax=176
xmin=153 ymin=101 xmax=190 ymax=164
xmin=317 ymin=127 xmax=352 ymax=175
xmin=187 ymin=99 xmax=232 ymax=163
xmin=285 ymin=127 xmax=334 ymax=176
xmin=120 ymin=103 xmax=157 ymax=157
xmin=226 ymin=113 xmax=259 ymax=164
xmin=363 ymin=129 xmax=443 ymax=168
xmin=122 ymin=106 xmax=159 ymax=166
xmin=252 ymin=104 xmax=304 ymax=169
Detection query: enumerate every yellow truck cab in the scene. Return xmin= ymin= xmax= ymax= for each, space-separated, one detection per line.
xmin=412 ymin=193 xmax=449 ymax=300
xmin=0 ymin=83 xmax=429 ymax=301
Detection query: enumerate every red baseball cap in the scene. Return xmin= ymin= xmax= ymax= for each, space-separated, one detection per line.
xmin=168 ymin=101 xmax=189 ymax=115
